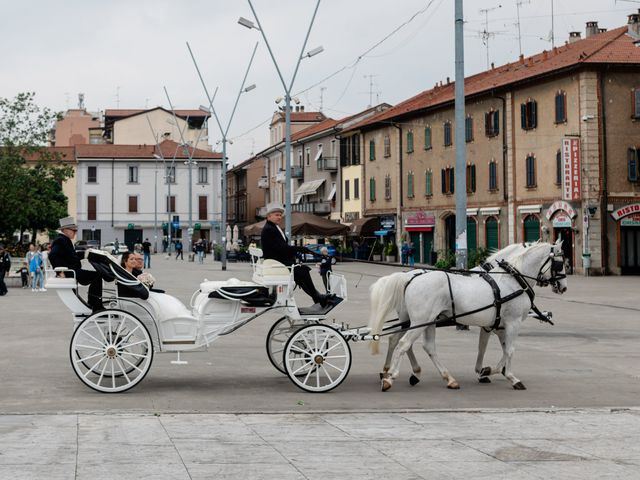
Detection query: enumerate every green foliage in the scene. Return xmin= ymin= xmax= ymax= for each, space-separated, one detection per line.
xmin=0 ymin=93 xmax=72 ymax=242
xmin=384 ymin=242 xmax=398 ymax=256
xmin=372 ymin=241 xmax=384 ymax=255
xmin=468 ymin=247 xmax=490 ymax=268
xmin=435 ymin=250 xmax=456 ymax=269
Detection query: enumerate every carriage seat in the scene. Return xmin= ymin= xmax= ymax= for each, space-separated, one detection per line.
xmin=199 ymin=278 xmax=275 ymax=306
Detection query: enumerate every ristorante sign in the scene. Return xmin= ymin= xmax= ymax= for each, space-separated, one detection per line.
xmin=562 ymin=137 xmax=581 ymax=201
xmin=611 ymin=203 xmax=640 ymax=221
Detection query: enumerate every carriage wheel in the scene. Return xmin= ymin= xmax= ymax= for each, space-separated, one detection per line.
xmin=284 ymin=325 xmax=351 ymax=393
xmin=266 ymin=317 xmax=315 ymax=375
xmin=70 ymin=309 xmax=153 ymax=393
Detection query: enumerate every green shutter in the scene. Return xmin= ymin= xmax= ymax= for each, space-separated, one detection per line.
xmin=524 ymin=215 xmax=540 ymax=242
xmin=408 ymin=172 xmax=414 ymax=197
xmin=486 ymin=218 xmax=499 ymax=250
xmin=425 ymin=127 xmax=431 ymax=149
xmin=369 ymin=140 xmax=375 ymax=160
xmin=426 ymin=170 xmax=432 ymax=196
xmin=531 ymin=101 xmax=537 ymax=128
xmin=520 ymin=103 xmax=527 ymax=129
xmin=467 ymin=218 xmax=477 ymax=252
xmin=494 ymin=110 xmax=500 ymax=135
xmin=407 ymin=131 xmax=414 ymax=153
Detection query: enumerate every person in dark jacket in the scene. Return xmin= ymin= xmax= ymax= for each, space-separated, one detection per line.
xmin=260 ymin=203 xmax=333 ymax=307
xmin=0 ymin=244 xmax=10 ymax=296
xmin=317 ymin=247 xmax=333 ymax=293
xmin=49 ymin=217 xmax=103 ymax=311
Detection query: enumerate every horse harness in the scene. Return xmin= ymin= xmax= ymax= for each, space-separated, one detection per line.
xmin=391 ymin=251 xmax=559 ymax=337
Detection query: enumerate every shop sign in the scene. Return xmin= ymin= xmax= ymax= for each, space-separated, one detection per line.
xmin=562 ymin=137 xmax=581 ymax=201
xmin=552 ymin=213 xmax=572 ymax=228
xmin=380 ymin=215 xmax=395 ymax=230
xmin=621 ymin=213 xmax=640 ymax=226
xmin=404 ymin=211 xmax=435 ymax=227
xmin=611 ymin=203 xmax=640 ymax=221
xmin=545 ymin=200 xmax=577 ymax=220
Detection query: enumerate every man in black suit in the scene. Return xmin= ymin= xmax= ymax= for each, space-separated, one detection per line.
xmin=49 ymin=216 xmax=103 ymax=311
xmin=261 ymin=203 xmax=332 ymax=307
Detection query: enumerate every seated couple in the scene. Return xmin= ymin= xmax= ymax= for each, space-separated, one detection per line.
xmin=118 ymin=252 xmax=156 ymax=299
xmin=260 ymin=203 xmax=339 ymax=308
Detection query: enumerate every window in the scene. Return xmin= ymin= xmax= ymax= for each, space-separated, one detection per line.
xmin=354 ymin=178 xmax=360 ymax=199
xmin=305 ymin=147 xmax=310 ymax=166
xmin=198 ymin=196 xmax=207 ymax=220
xmin=485 ymin=110 xmax=499 ymax=137
xmin=555 ymin=91 xmax=567 ymax=123
xmin=407 ymin=171 xmax=414 ymax=198
xmin=166 ymin=166 xmax=176 ymax=184
xmin=344 ymin=179 xmax=350 ymax=200
xmin=128 ymin=166 xmax=138 ymax=183
xmin=526 ymin=154 xmax=536 ymax=187
xmin=166 ymin=195 xmax=176 ymax=213
xmin=425 ymin=170 xmax=433 ymax=196
xmin=632 ymin=88 xmax=640 ymax=118
xmin=369 ymin=177 xmax=376 ymax=201
xmin=383 ymin=135 xmax=391 ymax=157
xmin=444 ymin=121 xmax=452 ymax=146
xmin=369 ymin=139 xmax=376 ymax=160
xmin=87 ymin=196 xmax=96 ymax=221
xmin=628 ymin=147 xmax=639 ymax=182
xmin=198 ymin=166 xmax=208 ymax=184
xmin=424 ymin=126 xmax=432 ymax=150
xmin=466 ymin=164 xmax=476 ymax=193
xmin=556 ymin=150 xmax=562 ymax=185
xmin=520 ymin=99 xmax=538 ymax=130
xmin=489 ymin=160 xmax=498 ymax=191
xmin=465 ymin=116 xmax=474 ymax=143
xmin=407 ymin=131 xmax=414 ymax=153
xmin=128 ymin=195 xmax=138 ymax=213
xmin=384 ymin=175 xmax=392 ymax=200
xmin=87 ymin=166 xmax=97 ymax=183
xmin=441 ymin=167 xmax=454 ymax=194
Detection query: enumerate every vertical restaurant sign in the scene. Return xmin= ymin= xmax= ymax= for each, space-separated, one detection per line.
xmin=562 ymin=137 xmax=581 ymax=201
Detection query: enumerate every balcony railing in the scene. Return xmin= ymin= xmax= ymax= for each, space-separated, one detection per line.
xmin=292 ymin=201 xmax=332 ymax=215
xmin=317 ymin=156 xmax=338 ymax=171
xmin=292 ymin=166 xmax=304 ymax=178
xmin=258 ymin=176 xmax=269 ymax=189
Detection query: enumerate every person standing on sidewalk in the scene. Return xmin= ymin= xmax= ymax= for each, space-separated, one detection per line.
xmin=142 ymin=238 xmax=152 ymax=269
xmin=175 ymin=240 xmax=183 ymax=260
xmin=317 ymin=247 xmax=332 ymax=293
xmin=29 ymin=247 xmax=45 ymax=292
xmin=0 ymin=244 xmax=11 ymax=296
xmin=195 ymin=240 xmax=204 ymax=264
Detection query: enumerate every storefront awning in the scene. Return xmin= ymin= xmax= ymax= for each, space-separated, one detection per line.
xmin=405 ymin=226 xmax=433 ymax=232
xmin=349 ymin=216 xmax=380 ymax=236
xmin=294 ymin=179 xmax=325 ymax=197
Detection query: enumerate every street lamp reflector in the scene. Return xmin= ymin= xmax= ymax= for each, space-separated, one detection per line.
xmin=238 ymin=17 xmax=257 ymax=29
xmin=305 ymin=46 xmax=324 ymax=58
xmin=244 ymin=84 xmax=256 ymax=92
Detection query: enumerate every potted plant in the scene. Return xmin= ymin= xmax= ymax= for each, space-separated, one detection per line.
xmin=372 ymin=242 xmax=383 ymax=262
xmin=384 ymin=242 xmax=398 ymax=263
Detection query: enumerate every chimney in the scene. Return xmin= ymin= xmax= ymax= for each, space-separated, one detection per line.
xmin=300 ymin=105 xmax=304 ymax=112
xmin=542 ymin=50 xmax=548 ymax=60
xmin=490 ymin=62 xmax=495 ymax=69
xmin=628 ymin=13 xmax=640 ymax=41
xmin=446 ymin=77 xmax=450 ymax=84
xmin=598 ymin=28 xmax=607 ymax=34
xmin=519 ymin=54 xmax=524 ymax=64
xmin=585 ymin=21 xmax=598 ymax=38
xmin=569 ymin=31 xmax=582 ymax=43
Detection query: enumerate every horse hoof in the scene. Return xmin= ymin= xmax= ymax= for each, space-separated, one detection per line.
xmin=381 ymin=380 xmax=392 ymax=392
xmin=409 ymin=375 xmax=420 ymax=386
xmin=480 ymin=367 xmax=491 ymax=377
xmin=447 ymin=382 xmax=460 ymax=390
xmin=478 ymin=376 xmax=491 ymax=384
xmin=512 ymin=382 xmax=527 ymax=390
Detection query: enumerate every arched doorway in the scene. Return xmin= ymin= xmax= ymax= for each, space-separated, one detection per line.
xmin=444 ymin=214 xmax=456 ymax=254
xmin=485 ymin=216 xmax=499 ymax=251
xmin=523 ymin=214 xmax=540 ymax=242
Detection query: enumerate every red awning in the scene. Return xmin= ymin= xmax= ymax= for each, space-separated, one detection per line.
xmin=405 ymin=226 xmax=433 ymax=232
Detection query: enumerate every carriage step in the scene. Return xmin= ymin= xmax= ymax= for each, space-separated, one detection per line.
xmin=170 ymin=351 xmax=189 ymax=365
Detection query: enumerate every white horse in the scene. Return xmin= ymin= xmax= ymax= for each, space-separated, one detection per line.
xmin=369 ymin=240 xmax=567 ymax=391
xmin=371 ymin=243 xmax=528 ymax=385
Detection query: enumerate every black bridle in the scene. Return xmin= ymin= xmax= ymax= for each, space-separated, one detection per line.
xmin=535 ymin=248 xmax=567 ymax=289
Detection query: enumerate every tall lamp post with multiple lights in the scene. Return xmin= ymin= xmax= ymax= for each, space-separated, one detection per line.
xmin=187 ymin=41 xmax=258 ymax=271
xmin=238 ymin=0 xmax=323 ymax=239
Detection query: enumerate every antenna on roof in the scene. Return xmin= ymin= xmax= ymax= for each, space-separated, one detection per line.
xmin=514 ymin=0 xmax=531 ymax=57
xmin=78 ymin=93 xmax=85 ymax=110
xmin=550 ymin=0 xmax=555 ymax=48
xmin=319 ymin=86 xmax=326 ymax=113
xmin=479 ymin=5 xmax=502 ymax=69
xmin=116 ymin=86 xmax=121 ymax=109
xmin=362 ymin=74 xmax=381 ymax=108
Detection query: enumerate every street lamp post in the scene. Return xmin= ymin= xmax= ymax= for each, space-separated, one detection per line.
xmin=187 ymin=41 xmax=258 ymax=271
xmin=239 ymin=0 xmax=323 ymax=239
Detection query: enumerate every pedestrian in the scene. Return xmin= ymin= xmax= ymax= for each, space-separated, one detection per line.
xmin=0 ymin=244 xmax=11 ymax=296
xmin=195 ymin=240 xmax=204 ymax=264
xmin=317 ymin=247 xmax=333 ymax=293
xmin=25 ymin=243 xmax=36 ymax=285
xmin=408 ymin=242 xmax=415 ymax=267
xmin=49 ymin=217 xmax=103 ymax=312
xmin=175 ymin=240 xmax=183 ymax=260
xmin=29 ymin=247 xmax=45 ymax=292
xmin=16 ymin=262 xmax=29 ymax=288
xmin=142 ymin=238 xmax=152 ymax=269
xmin=162 ymin=238 xmax=168 ymax=253
xmin=114 ymin=238 xmax=120 ymax=255
xmin=401 ymin=241 xmax=409 ymax=266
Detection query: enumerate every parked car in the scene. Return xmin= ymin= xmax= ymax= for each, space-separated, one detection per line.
xmin=301 ymin=244 xmax=338 ymax=265
xmin=74 ymin=240 xmax=100 ymax=255
xmin=102 ymin=242 xmax=129 ymax=255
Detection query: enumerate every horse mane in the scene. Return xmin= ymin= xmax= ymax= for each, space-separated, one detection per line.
xmin=507 ymin=241 xmax=549 ymax=272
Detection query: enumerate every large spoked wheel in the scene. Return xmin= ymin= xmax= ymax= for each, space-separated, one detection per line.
xmin=70 ymin=309 xmax=153 ymax=393
xmin=284 ymin=325 xmax=351 ymax=393
xmin=266 ymin=317 xmax=315 ymax=375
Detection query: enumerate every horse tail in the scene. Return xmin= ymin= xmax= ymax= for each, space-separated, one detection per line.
xmin=369 ymin=272 xmax=411 ymax=354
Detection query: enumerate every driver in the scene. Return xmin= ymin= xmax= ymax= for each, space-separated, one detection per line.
xmin=260 ymin=203 xmax=334 ymax=307
xmin=49 ymin=216 xmax=103 ymax=312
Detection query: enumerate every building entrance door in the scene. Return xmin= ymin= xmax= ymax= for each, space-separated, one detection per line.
xmin=554 ymin=227 xmax=573 ymax=272
xmin=621 ymin=226 xmax=640 ymax=275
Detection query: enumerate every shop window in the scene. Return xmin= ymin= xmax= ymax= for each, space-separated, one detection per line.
xmin=555 ymin=91 xmax=567 ymax=124
xmin=520 ymin=99 xmax=537 ymax=130
xmin=485 ymin=110 xmax=499 ymax=137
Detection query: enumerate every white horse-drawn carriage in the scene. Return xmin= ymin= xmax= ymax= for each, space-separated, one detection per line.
xmin=46 ymin=247 xmax=373 ymax=394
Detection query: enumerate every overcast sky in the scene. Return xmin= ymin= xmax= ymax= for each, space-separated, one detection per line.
xmin=1 ymin=0 xmax=636 ymax=164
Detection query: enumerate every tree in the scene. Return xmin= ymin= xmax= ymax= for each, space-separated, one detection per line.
xmin=0 ymin=93 xmax=73 ymax=242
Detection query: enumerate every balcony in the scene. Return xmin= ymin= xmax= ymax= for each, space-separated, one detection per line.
xmin=256 ymin=206 xmax=267 ymax=218
xmin=258 ymin=176 xmax=269 ymax=189
xmin=317 ymin=156 xmax=338 ymax=171
xmin=292 ymin=166 xmax=304 ymax=179
xmin=292 ymin=201 xmax=332 ymax=215
xmin=276 ymin=169 xmax=286 ymax=183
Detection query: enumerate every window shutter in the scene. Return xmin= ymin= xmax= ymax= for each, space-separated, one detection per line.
xmin=531 ymin=101 xmax=537 ymax=128
xmin=520 ymin=104 xmax=527 ymax=129
xmin=635 ymin=90 xmax=640 ymax=118
xmin=471 ymin=165 xmax=476 ymax=192
xmin=425 ymin=127 xmax=431 ymax=149
xmin=450 ymin=168 xmax=455 ymax=194
xmin=369 ymin=140 xmax=375 ymax=160
xmin=485 ymin=112 xmax=490 ymax=135
xmin=494 ymin=110 xmax=500 ymax=135
xmin=629 ymin=148 xmax=638 ymax=182
xmin=441 ymin=169 xmax=446 ymax=193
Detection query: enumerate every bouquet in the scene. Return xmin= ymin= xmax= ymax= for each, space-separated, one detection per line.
xmin=137 ymin=272 xmax=156 ymax=288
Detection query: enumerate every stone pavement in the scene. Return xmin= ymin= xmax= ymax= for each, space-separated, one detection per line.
xmin=1 ymin=409 xmax=639 ymax=479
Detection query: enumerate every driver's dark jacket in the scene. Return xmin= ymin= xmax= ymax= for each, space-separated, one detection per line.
xmin=260 ymin=220 xmax=304 ymax=266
